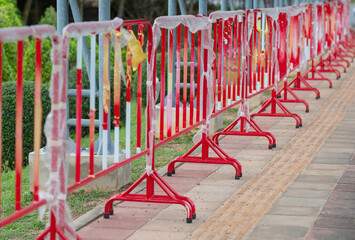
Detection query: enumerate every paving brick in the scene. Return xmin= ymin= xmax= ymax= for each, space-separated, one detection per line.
xmin=324 ymin=197 xmax=355 ymax=209
xmin=248 ymin=225 xmax=308 ymax=239
xmin=78 ymin=227 xmax=135 ymax=240
xmin=276 ymin=196 xmax=327 ymax=208
xmin=328 ymin=191 xmax=355 ymax=200
xmin=314 ymin=216 xmax=355 ymax=229
xmin=258 ymin=215 xmax=316 ymax=228
xmin=306 ymin=163 xmax=347 ymax=171
xmin=268 ymin=205 xmax=321 ymax=216
xmin=338 ymin=176 xmax=355 ymax=184
xmin=128 ymin=230 xmax=189 ymax=240
xmin=333 ymin=183 xmax=355 ymax=192
xmin=283 ymin=188 xmax=330 ymax=199
xmin=307 ymin=227 xmax=355 ymax=240
xmin=288 ymin=182 xmax=336 ymax=191
xmin=294 ymin=174 xmax=339 ymax=183
xmin=320 ymin=206 xmax=355 ymax=219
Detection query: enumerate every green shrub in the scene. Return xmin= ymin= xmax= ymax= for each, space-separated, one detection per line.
xmin=2 ymin=81 xmax=51 ymax=170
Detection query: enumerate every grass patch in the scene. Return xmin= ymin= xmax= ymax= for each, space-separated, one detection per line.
xmin=0 ymin=167 xmax=46 ymax=240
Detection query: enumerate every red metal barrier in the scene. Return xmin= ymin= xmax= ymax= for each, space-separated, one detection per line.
xmin=0 ymin=25 xmax=80 ymax=239
xmin=210 ymin=11 xmax=276 ymax=149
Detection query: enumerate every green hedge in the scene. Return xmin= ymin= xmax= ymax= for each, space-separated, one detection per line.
xmin=2 ymin=81 xmax=51 ymax=170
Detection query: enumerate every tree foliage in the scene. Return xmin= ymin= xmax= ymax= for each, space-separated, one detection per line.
xmin=0 ymin=1 xmax=23 ymax=82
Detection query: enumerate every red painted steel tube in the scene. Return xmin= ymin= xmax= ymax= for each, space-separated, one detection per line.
xmin=253 ymin=12 xmax=257 ymax=91
xmin=167 ymin=29 xmax=174 ymax=137
xmin=237 ymin=21 xmax=242 ymax=98
xmin=232 ymin=17 xmax=238 ymax=102
xmin=189 ymin=32 xmax=195 ymax=126
xmin=217 ymin=20 xmax=223 ymax=109
xmin=0 ymin=42 xmax=2 ymax=218
xmin=160 ymin=28 xmax=166 ymax=140
xmin=137 ymin=25 xmax=144 ymax=149
xmin=183 ymin=26 xmax=188 ymax=128
xmin=33 ymin=38 xmax=42 ymax=202
xmin=213 ymin=22 xmax=217 ymax=112
xmin=15 ymin=40 xmax=24 ymax=211
xmin=75 ymin=40 xmax=82 ymax=183
xmin=196 ymin=31 xmax=201 ymax=122
xmin=222 ymin=20 xmax=228 ymax=107
xmin=175 ymin=25 xmax=181 ymax=133
xmin=227 ymin=18 xmax=233 ymax=104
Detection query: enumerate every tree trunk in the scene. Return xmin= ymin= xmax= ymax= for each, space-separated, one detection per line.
xmin=22 ymin=0 xmax=33 ymax=25
xmin=118 ymin=0 xmax=126 ymax=17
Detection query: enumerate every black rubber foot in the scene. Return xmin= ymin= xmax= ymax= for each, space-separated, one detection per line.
xmin=192 ymin=214 xmax=196 ymax=219
xmin=167 ymin=172 xmax=172 ymax=177
xmin=296 ymin=125 xmax=299 ymax=128
xmin=306 ymin=109 xmax=309 ymax=113
xmin=329 ymin=85 xmax=332 ymax=88
xmin=268 ymin=145 xmax=273 ymax=149
xmin=187 ymin=218 xmax=192 ymax=223
xmin=103 ymin=213 xmax=110 ymax=219
xmin=171 ymin=169 xmax=175 ymax=174
xmin=299 ymin=123 xmax=303 ymax=127
xmin=109 ymin=210 xmax=114 ymax=215
xmin=239 ymin=173 xmax=243 ymax=178
xmin=235 ymin=175 xmax=240 ymax=180
xmin=276 ymin=95 xmax=281 ymax=99
xmin=273 ymin=143 xmax=276 ymax=148
xmin=344 ymin=70 xmax=347 ymax=73
xmin=216 ymin=141 xmax=219 ymax=146
xmin=316 ymin=96 xmax=320 ymax=100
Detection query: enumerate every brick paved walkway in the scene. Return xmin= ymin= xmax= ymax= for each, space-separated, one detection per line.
xmin=78 ymin=63 xmax=355 ymax=240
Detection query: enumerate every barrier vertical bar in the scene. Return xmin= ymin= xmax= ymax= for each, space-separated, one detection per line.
xmin=15 ymin=40 xmax=24 ymax=211
xmin=176 ymin=24 xmax=181 ymax=133
xmin=190 ymin=32 xmax=195 ymax=126
xmin=102 ymin=34 xmax=110 ymax=169
xmin=89 ymin=34 xmax=96 ymax=171
xmin=213 ymin=22 xmax=217 ymax=111
xmin=217 ymin=21 xmax=222 ymax=110
xmin=113 ymin=31 xmax=121 ymax=163
xmin=33 ymin=38 xmax=42 ymax=202
xmin=183 ymin=26 xmax=188 ymax=128
xmin=75 ymin=37 xmax=83 ymax=179
xmin=0 ymin=42 xmax=2 ymax=217
xmin=125 ymin=26 xmax=132 ymax=158
xmin=167 ymin=29 xmax=174 ymax=137
xmin=137 ymin=25 xmax=144 ymax=153
xmin=196 ymin=31 xmax=201 ymax=122
xmin=160 ymin=28 xmax=166 ymax=139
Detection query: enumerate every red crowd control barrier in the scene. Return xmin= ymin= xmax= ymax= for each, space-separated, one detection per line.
xmin=104 ymin=16 xmax=207 ymax=223
xmin=161 ymin=15 xmax=242 ymax=179
xmin=1 ymin=1 xmax=354 ymax=238
xmin=210 ymin=11 xmax=276 ymax=149
xmin=0 ymin=25 xmax=80 ymax=239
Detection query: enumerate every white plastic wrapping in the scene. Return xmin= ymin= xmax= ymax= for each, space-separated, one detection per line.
xmin=43 ymin=32 xmax=76 ymax=237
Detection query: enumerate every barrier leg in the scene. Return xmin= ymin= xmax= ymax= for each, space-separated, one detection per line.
xmin=276 ymin=80 xmax=310 ymax=112
xmin=104 ymin=171 xmax=196 ymax=223
xmin=289 ymin=71 xmax=320 ymax=99
xmin=167 ymin=132 xmax=242 ymax=179
xmin=251 ymin=89 xmax=302 ymax=128
xmin=212 ymin=115 xmax=276 ymax=149
xmin=303 ymin=60 xmax=332 ymax=88
xmin=326 ymin=52 xmax=348 ymax=73
xmin=316 ymin=56 xmax=341 ymax=79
